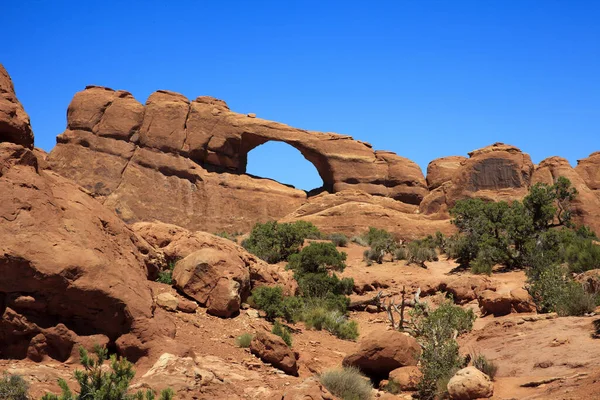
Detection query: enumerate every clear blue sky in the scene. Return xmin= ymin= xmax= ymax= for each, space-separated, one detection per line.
xmin=4 ymin=1 xmax=599 ymax=191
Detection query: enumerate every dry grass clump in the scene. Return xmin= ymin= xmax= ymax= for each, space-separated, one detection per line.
xmin=320 ymin=367 xmax=372 ymax=400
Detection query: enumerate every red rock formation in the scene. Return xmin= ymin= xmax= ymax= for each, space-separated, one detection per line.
xmin=426 ymin=155 xmax=467 ymax=190
xmin=47 ymin=86 xmax=428 ymax=233
xmin=576 ymin=152 xmax=600 ymax=201
xmin=0 ymin=64 xmax=33 ymax=149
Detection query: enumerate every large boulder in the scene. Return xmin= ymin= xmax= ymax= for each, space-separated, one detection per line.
xmin=133 ymin=221 xmax=296 ymax=295
xmin=47 ymin=86 xmax=431 ymax=234
xmin=172 ymin=249 xmax=250 ymax=318
xmin=447 ymin=366 xmax=493 ymax=400
xmin=0 ymin=64 xmax=33 ymax=149
xmin=250 ymin=331 xmax=299 ymax=376
xmin=478 ymin=290 xmax=512 ymax=317
xmin=441 ymin=276 xmax=496 ymax=304
xmin=342 ymin=330 xmax=421 ymax=380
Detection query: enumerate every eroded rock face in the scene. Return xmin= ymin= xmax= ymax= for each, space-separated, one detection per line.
xmin=342 ymin=330 xmax=421 ymax=380
xmin=47 ymin=86 xmax=429 ymax=233
xmin=0 ymin=64 xmax=34 ymax=149
xmin=281 ymin=189 xmax=454 ymax=240
xmin=0 ymin=142 xmax=164 ymax=360
xmin=426 ymin=156 xmax=467 ymax=190
xmin=576 ymin=152 xmax=600 ymax=192
xmin=421 ymin=143 xmax=534 ymax=217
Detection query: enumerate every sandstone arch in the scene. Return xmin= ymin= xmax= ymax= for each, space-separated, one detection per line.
xmin=47 ymin=86 xmax=428 ymax=232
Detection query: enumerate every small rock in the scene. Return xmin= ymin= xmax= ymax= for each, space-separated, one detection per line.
xmin=366 ymin=305 xmax=379 ymax=313
xmin=177 ymin=298 xmax=198 ymax=313
xmin=247 ymin=113 xmax=256 ymax=118
xmin=447 ymin=366 xmax=493 ymax=400
xmin=155 ymin=293 xmax=179 ymax=312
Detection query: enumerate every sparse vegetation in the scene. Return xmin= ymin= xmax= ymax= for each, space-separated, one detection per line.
xmin=242 ymin=220 xmax=321 ymax=263
xmin=214 ymin=231 xmax=240 ymax=242
xmin=320 ymin=367 xmax=373 ymax=400
xmin=329 ymin=233 xmax=349 ymax=247
xmin=41 ymin=345 xmax=173 ymax=400
xmin=350 ymin=235 xmax=369 ymax=247
xmin=272 ymin=321 xmax=293 ymax=347
xmin=303 ymin=307 xmax=359 ymax=340
xmin=406 ymin=240 xmax=438 ymax=267
xmin=0 ymin=374 xmax=29 ymax=400
xmin=236 ymin=333 xmax=253 ymax=348
xmin=156 ymin=259 xmax=177 ymax=285
xmin=411 ymin=301 xmax=476 ymax=400
xmin=472 ymin=354 xmax=498 ymax=381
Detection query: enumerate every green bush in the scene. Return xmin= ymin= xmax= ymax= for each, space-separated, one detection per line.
xmin=303 ymin=307 xmax=359 ymax=340
xmin=236 ymin=333 xmax=253 ymax=348
xmin=363 ymin=248 xmax=383 ymax=264
xmin=272 ymin=321 xmax=293 ymax=347
xmin=411 ymin=301 xmax=475 ymax=400
xmin=472 ymin=354 xmax=498 ymax=381
xmin=406 ymin=240 xmax=438 ymax=267
xmin=242 ymin=221 xmax=321 ymax=263
xmin=0 ymin=374 xmax=29 ymax=400
xmin=329 ymin=233 xmax=349 ymax=247
xmin=320 ymin=367 xmax=372 ymax=400
xmin=297 ymin=273 xmax=353 ymax=298
xmin=564 ymin=239 xmax=600 ymax=273
xmin=528 ymin=264 xmax=598 ymax=316
xmin=156 ymin=259 xmax=177 ymax=285
xmin=42 ymin=345 xmax=173 ymax=400
xmin=288 ymin=242 xmax=347 ymax=274
xmin=363 ymin=227 xmax=394 ymax=247
xmin=250 ymin=286 xmax=285 ymax=321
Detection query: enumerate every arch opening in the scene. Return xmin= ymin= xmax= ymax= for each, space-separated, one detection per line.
xmin=245 ymin=141 xmax=326 ymax=194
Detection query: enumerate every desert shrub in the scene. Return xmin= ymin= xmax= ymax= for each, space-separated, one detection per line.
xmin=382 ymin=379 xmax=401 ymax=394
xmin=329 ymin=233 xmax=349 ymax=247
xmin=156 ymin=259 xmax=177 ymax=285
xmin=350 ymin=236 xmax=369 ymax=246
xmin=250 ymin=286 xmax=285 ymax=321
xmin=272 ymin=321 xmax=293 ymax=347
xmin=303 ymin=307 xmax=359 ymax=340
xmin=411 ymin=301 xmax=475 ymax=400
xmin=363 ymin=227 xmax=393 ymax=247
xmin=393 ymin=247 xmax=407 ymax=261
xmin=406 ymin=240 xmax=438 ymax=267
xmin=320 ymin=367 xmax=372 ymax=400
xmin=564 ymin=238 xmax=600 ymax=273
xmin=527 ymin=263 xmax=598 ymax=316
xmin=363 ymin=248 xmax=383 ymax=265
xmin=214 ymin=231 xmax=239 ymax=242
xmin=243 ymin=221 xmax=321 ymax=263
xmin=0 ymin=374 xmax=29 ymax=400
xmin=472 ymin=354 xmax=498 ymax=380
xmin=282 ymin=296 xmax=305 ymax=323
xmin=236 ymin=333 xmax=253 ymax=348
xmin=41 ymin=345 xmax=173 ymax=400
xmin=297 ymin=273 xmax=353 ymax=298
xmin=288 ymin=242 xmax=347 ymax=274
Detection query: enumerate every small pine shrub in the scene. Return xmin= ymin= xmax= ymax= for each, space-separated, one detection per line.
xmin=472 ymin=354 xmax=498 ymax=381
xmin=250 ymin=286 xmax=285 ymax=321
xmin=320 ymin=367 xmax=373 ymax=400
xmin=41 ymin=345 xmax=173 ymax=400
xmin=329 ymin=233 xmax=349 ymax=247
xmin=565 ymin=239 xmax=600 ymax=273
xmin=243 ymin=220 xmax=321 ymax=263
xmin=272 ymin=321 xmax=293 ymax=347
xmin=0 ymin=374 xmax=29 ymax=400
xmin=407 ymin=240 xmax=438 ymax=267
xmin=236 ymin=333 xmax=253 ymax=348
xmin=288 ymin=242 xmax=347 ymax=274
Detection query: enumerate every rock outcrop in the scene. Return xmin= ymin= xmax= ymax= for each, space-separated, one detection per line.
xmin=0 ymin=64 xmax=34 ymax=149
xmin=281 ymin=189 xmax=454 ymax=240
xmin=426 ymin=156 xmax=467 ymax=190
xmin=47 ymin=86 xmax=428 ymax=233
xmin=576 ymin=152 xmax=600 ymax=194
xmin=421 ymin=143 xmax=534 ymax=217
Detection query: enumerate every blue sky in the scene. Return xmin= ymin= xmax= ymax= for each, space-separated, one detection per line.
xmin=4 ymin=1 xmax=599 ymax=191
